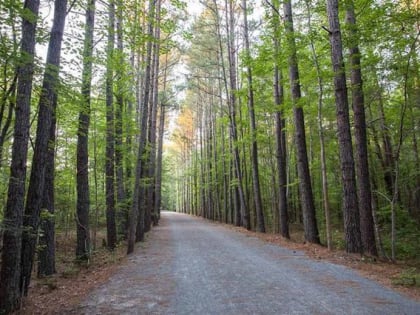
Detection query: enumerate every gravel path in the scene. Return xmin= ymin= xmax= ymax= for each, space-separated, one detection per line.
xmin=75 ymin=211 xmax=420 ymax=314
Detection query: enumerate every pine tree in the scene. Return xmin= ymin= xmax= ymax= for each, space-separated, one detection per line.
xmin=76 ymin=0 xmax=96 ymax=260
xmin=0 ymin=0 xmax=40 ymax=312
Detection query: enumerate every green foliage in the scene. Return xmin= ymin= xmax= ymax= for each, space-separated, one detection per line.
xmin=40 ymin=209 xmax=55 ymax=221
xmin=170 ymin=0 xmax=187 ymax=10
xmin=392 ymin=268 xmax=420 ymax=287
xmin=375 ymin=202 xmax=420 ymax=260
xmin=161 ymin=153 xmax=180 ymax=210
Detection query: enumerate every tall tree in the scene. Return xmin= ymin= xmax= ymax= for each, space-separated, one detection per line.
xmin=210 ymin=0 xmax=234 ymax=225
xmin=105 ymin=0 xmax=117 ymax=250
xmin=326 ymin=0 xmax=362 ymax=253
xmin=209 ymin=0 xmax=231 ymax=224
xmin=76 ymin=0 xmax=96 ymax=260
xmin=0 ymin=0 xmax=40 ymax=312
xmin=128 ymin=0 xmax=155 ymax=253
xmin=283 ymin=0 xmax=319 ymax=244
xmin=21 ymin=0 xmax=68 ymax=292
xmin=345 ymin=0 xmax=377 ymax=256
xmin=145 ymin=0 xmax=162 ymax=229
xmin=226 ymin=0 xmax=250 ymax=229
xmin=270 ymin=0 xmax=289 ymax=239
xmin=242 ymin=0 xmax=265 ymax=233
xmin=303 ymin=0 xmax=332 ymax=249
xmin=115 ymin=0 xmax=127 ymax=238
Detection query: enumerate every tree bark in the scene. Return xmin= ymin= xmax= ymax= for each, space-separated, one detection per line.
xmin=272 ymin=0 xmax=289 ymax=239
xmin=127 ymin=0 xmax=155 ymax=254
xmin=274 ymin=69 xmax=290 ymax=239
xmin=115 ymin=0 xmax=127 ymax=240
xmin=154 ymin=104 xmax=165 ymax=222
xmin=304 ymin=0 xmax=332 ymax=249
xmin=326 ymin=0 xmax=362 ymax=253
xmin=105 ymin=0 xmax=117 ymax=250
xmin=0 ymin=0 xmax=40 ymax=312
xmin=226 ymin=0 xmax=249 ymax=230
xmin=242 ymin=0 xmax=265 ymax=233
xmin=345 ymin=1 xmax=377 ymax=256
xmin=38 ymin=102 xmax=57 ymax=277
xmin=146 ymin=0 xmax=161 ymax=228
xmin=21 ymin=0 xmax=67 ymax=291
xmin=76 ymin=0 xmax=95 ymax=260
xmin=283 ymin=0 xmax=319 ymax=244
xmin=211 ymin=0 xmax=231 ymax=225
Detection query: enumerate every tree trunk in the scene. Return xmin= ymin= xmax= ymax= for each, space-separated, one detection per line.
xmin=283 ymin=0 xmax=319 ymax=244
xmin=115 ymin=0 xmax=127 ymax=240
xmin=127 ymin=0 xmax=155 ymax=254
xmin=105 ymin=0 xmax=117 ymax=250
xmin=326 ymin=0 xmax=362 ymax=253
xmin=0 ymin=0 xmax=40 ymax=312
xmin=20 ymin=0 xmax=66 ymax=295
xmin=138 ymin=0 xmax=158 ymax=238
xmin=91 ymin=110 xmax=99 ymax=250
xmin=242 ymin=0 xmax=265 ymax=233
xmin=409 ymin=59 xmax=420 ymax=222
xmin=304 ymin=0 xmax=332 ymax=249
xmin=370 ymin=156 xmax=388 ymax=259
xmin=345 ymin=1 xmax=377 ymax=256
xmin=122 ymin=13 xmax=139 ymax=240
xmin=211 ymin=0 xmax=231 ymax=225
xmin=274 ymin=68 xmax=290 ymax=239
xmin=76 ymin=0 xmax=95 ymax=260
xmin=272 ymin=1 xmax=289 ymax=239
xmin=221 ymin=119 xmax=230 ymax=224
xmin=154 ymin=104 xmax=166 ymax=222
xmin=153 ymin=48 xmax=170 ymax=224
xmin=226 ymin=0 xmax=249 ymax=230
xmin=38 ymin=100 xmax=57 ymax=277
xmin=146 ymin=0 xmax=161 ymax=228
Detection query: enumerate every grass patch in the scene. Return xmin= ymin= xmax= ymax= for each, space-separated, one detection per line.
xmin=392 ymin=268 xmax=420 ymax=287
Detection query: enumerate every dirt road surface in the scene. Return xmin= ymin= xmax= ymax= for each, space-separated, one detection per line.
xmin=72 ymin=211 xmax=420 ymax=314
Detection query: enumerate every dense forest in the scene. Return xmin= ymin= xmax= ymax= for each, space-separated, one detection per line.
xmin=0 ymin=0 xmax=419 ymax=313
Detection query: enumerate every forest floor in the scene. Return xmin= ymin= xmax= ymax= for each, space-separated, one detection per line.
xmin=15 ymin=213 xmax=420 ymax=314
xmin=16 ymin=230 xmax=128 ymax=314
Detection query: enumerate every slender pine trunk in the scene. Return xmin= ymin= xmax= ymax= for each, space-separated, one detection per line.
xmin=127 ymin=0 xmax=155 ymax=254
xmin=105 ymin=0 xmax=117 ymax=250
xmin=242 ymin=0 xmax=265 ymax=233
xmin=76 ymin=0 xmax=96 ymax=260
xmin=345 ymin=1 xmax=377 ymax=256
xmin=0 ymin=0 xmax=40 ymax=312
xmin=283 ymin=0 xmax=319 ymax=243
xmin=115 ymin=0 xmax=127 ymax=240
xmin=20 ymin=0 xmax=67 ymax=294
xmin=326 ymin=0 xmax=362 ymax=253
